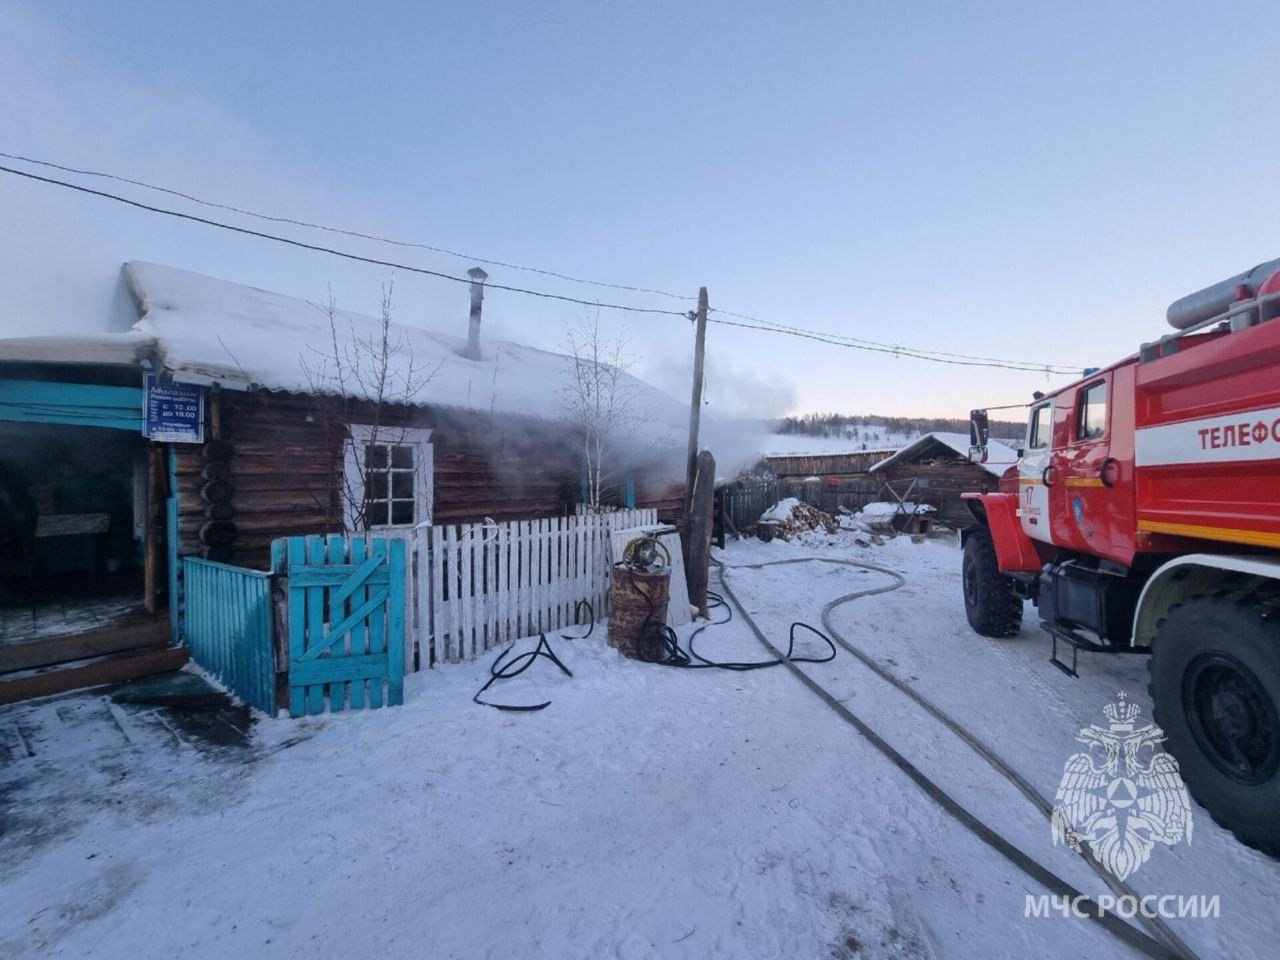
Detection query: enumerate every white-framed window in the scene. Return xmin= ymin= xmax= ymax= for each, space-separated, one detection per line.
xmin=343 ymin=425 xmax=433 ymax=531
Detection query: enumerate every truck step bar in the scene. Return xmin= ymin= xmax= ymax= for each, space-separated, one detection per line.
xmin=1045 ymin=623 xmax=1149 ymax=678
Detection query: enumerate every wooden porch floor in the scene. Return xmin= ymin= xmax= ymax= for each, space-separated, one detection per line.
xmin=0 ymin=593 xmax=149 ymax=647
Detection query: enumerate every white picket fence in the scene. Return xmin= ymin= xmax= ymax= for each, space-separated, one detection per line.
xmin=402 ymin=508 xmax=657 ymax=668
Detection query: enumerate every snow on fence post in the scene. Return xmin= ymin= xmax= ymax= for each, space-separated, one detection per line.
xmin=459 ymin=521 xmax=475 ymax=660
xmin=444 ymin=524 xmax=460 ymax=661
xmin=405 ymin=508 xmax=655 ymax=668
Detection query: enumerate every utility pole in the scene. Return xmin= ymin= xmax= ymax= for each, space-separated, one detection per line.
xmin=683 ymin=287 xmax=709 ymax=603
xmin=686 ymin=449 xmax=716 ymax=617
xmin=683 ymin=287 xmax=709 ymax=525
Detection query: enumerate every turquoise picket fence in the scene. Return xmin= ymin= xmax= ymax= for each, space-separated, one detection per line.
xmin=276 ymin=535 xmax=405 ymax=718
xmin=182 ymin=557 xmax=276 ymax=714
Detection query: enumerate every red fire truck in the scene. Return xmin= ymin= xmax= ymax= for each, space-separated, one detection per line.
xmin=962 ymin=258 xmax=1280 ymax=855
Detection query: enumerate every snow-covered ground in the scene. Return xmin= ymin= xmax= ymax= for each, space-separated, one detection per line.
xmin=2 ymin=534 xmax=1276 ymax=959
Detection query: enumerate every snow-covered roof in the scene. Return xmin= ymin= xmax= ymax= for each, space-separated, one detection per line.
xmin=758 ymin=432 xmax=908 ymax=458
xmin=0 ymin=330 xmax=154 ymax=368
xmin=869 ymin=431 xmax=1019 ymax=478
xmin=120 ymin=262 xmax=686 ymax=437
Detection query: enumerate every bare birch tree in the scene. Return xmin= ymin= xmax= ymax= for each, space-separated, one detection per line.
xmin=300 ymin=281 xmax=439 ymax=530
xmin=560 ymin=309 xmax=638 ymax=513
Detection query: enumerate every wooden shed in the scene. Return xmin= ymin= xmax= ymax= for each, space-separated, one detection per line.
xmin=761 ymin=448 xmax=897 ymax=480
xmin=868 ymin=432 xmax=1018 ymax=526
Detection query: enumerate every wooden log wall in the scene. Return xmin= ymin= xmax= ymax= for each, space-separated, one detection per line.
xmin=174 ymin=391 xmax=686 ymax=570
xmin=428 ymin=406 xmax=580 ymax=525
xmin=174 ymin=392 xmax=338 ymax=568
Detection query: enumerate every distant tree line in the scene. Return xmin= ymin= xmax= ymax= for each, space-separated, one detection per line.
xmin=772 ymin=412 xmax=1024 ymax=443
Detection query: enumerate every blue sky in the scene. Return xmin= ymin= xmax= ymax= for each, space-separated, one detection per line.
xmin=3 ymin=0 xmax=1279 ymax=419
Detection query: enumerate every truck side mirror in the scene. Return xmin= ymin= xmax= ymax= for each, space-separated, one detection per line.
xmin=968 ymin=409 xmax=990 ymax=463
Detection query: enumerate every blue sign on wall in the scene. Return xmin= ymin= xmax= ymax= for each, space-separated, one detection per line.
xmin=143 ymin=372 xmax=205 ymax=443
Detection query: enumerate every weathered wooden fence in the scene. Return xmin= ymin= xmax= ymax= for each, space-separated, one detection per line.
xmin=780 ymin=477 xmax=881 ymax=516
xmin=180 ymin=511 xmax=659 ymax=716
xmin=718 ymin=476 xmax=886 ymax=534
xmin=408 ymin=508 xmax=657 ymax=667
xmin=718 ymin=478 xmax=780 ymax=534
xmin=182 ymin=557 xmax=276 ymax=713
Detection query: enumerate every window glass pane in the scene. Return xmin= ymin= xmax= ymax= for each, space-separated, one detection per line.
xmin=364 ymin=497 xmax=387 ymax=528
xmin=391 ymin=472 xmax=414 ymax=498
xmin=355 ymin=432 xmax=424 ymax=527
xmin=1078 ymin=382 xmax=1107 ymax=439
xmin=1029 ymin=405 xmax=1051 ymax=449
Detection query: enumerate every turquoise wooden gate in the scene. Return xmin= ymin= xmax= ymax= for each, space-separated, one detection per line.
xmin=182 ymin=557 xmax=276 ymax=714
xmin=277 ymin=535 xmax=405 ymax=718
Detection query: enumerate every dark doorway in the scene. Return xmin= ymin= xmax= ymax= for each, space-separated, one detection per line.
xmin=0 ymin=422 xmax=152 ymax=642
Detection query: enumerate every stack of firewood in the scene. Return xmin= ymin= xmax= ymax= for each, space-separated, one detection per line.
xmin=770 ymin=501 xmax=838 ymax=540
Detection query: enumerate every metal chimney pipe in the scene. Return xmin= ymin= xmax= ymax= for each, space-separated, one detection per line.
xmin=463 ymin=266 xmax=488 ymax=359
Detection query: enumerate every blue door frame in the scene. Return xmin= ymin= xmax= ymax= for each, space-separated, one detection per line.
xmin=0 ymin=379 xmax=144 ymax=431
xmin=0 ymin=376 xmax=181 ymax=641
xmin=168 ymin=447 xmax=180 ymax=643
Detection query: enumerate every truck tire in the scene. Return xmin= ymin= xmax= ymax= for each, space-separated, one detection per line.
xmin=962 ymin=529 xmax=1022 ymax=638
xmin=1149 ymin=594 xmax=1280 ymax=856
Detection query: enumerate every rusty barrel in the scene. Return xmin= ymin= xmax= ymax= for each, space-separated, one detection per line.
xmin=608 ymin=565 xmax=671 ymax=661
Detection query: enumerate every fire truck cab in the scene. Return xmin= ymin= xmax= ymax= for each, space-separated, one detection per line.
xmin=962 ymin=257 xmax=1280 ymax=856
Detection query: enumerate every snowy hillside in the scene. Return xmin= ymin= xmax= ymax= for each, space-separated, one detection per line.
xmin=761 ymin=413 xmax=1026 ymax=459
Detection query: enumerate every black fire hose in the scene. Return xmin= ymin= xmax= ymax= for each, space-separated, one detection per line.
xmin=714 ymin=557 xmax=1197 ymax=960
xmin=472 ymin=600 xmax=594 ymax=711
xmin=621 ymin=561 xmax=836 ymax=671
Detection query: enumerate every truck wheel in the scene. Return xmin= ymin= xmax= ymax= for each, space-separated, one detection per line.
xmin=1149 ymin=594 xmax=1280 ymax=856
xmin=962 ymin=529 xmax=1022 ymax=638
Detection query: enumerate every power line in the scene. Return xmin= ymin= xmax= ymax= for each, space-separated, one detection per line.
xmin=710 ymin=307 xmax=1082 ymax=374
xmin=706 ymin=314 xmax=1075 ymax=373
xmin=1 ymin=149 xmax=1085 ymax=373
xmin=0 ymin=160 xmax=1081 ymax=375
xmin=0 ymin=149 xmax=695 ymax=303
xmin=0 ymin=163 xmax=689 ymax=318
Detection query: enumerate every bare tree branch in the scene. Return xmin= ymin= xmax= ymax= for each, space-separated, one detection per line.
xmin=299 ymin=282 xmax=438 ymax=530
xmin=559 ymin=308 xmax=639 ymax=513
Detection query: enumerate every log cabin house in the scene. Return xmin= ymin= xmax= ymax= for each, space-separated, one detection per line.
xmin=0 ymin=262 xmax=687 ymax=701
